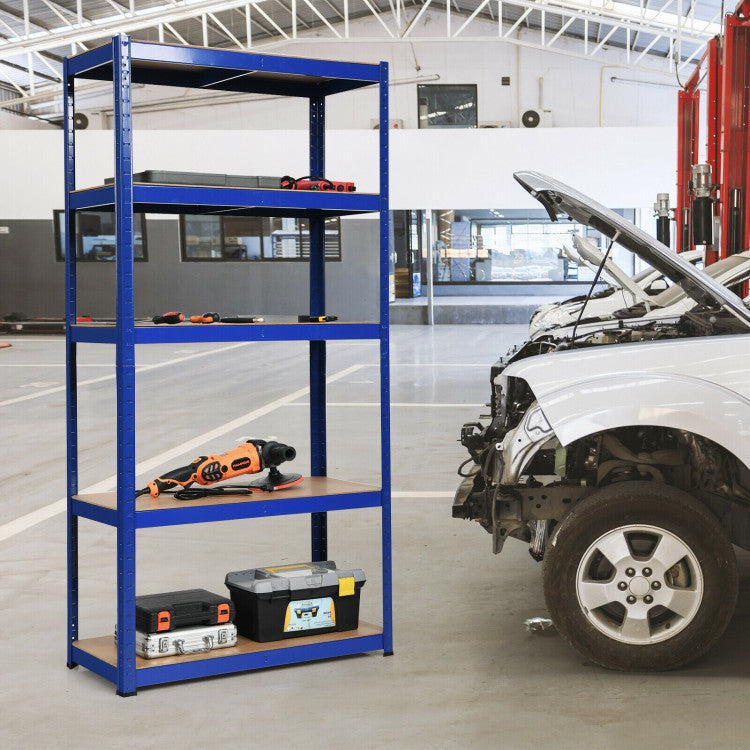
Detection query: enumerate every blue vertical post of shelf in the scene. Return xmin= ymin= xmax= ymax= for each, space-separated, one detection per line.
xmin=378 ymin=62 xmax=393 ymax=656
xmin=113 ymin=35 xmax=137 ymax=697
xmin=63 ymin=57 xmax=79 ymax=669
xmin=309 ymin=93 xmax=327 ymax=562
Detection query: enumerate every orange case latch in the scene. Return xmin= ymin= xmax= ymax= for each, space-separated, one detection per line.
xmin=156 ymin=610 xmax=171 ymax=631
xmin=217 ymin=603 xmax=230 ymax=624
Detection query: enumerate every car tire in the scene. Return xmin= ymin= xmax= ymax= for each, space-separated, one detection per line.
xmin=543 ymin=481 xmax=737 ymax=671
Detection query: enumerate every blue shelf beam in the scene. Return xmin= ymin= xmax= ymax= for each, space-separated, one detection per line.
xmin=136 ymin=634 xmax=384 ymax=687
xmin=70 ymin=646 xmax=119 ymax=686
xmin=67 ymin=41 xmax=380 ymax=98
xmin=70 ymin=322 xmax=380 ymax=345
xmin=71 ymin=632 xmax=384 ymax=690
xmin=69 ymin=184 xmax=379 ymax=217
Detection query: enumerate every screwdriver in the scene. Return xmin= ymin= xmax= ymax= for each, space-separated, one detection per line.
xmin=189 ymin=312 xmax=221 ymax=324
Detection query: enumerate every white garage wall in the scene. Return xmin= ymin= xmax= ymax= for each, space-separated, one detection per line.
xmin=0 ymin=126 xmax=675 ymax=220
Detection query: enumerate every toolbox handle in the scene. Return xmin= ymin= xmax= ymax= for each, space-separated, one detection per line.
xmin=174 ymin=635 xmax=214 ymax=654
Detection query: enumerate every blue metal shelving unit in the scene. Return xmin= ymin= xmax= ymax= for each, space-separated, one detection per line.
xmin=64 ymin=36 xmax=391 ymax=696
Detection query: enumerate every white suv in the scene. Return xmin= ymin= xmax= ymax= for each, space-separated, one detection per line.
xmin=454 ymin=171 xmax=750 ymax=672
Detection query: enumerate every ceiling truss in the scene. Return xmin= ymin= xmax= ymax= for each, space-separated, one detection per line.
xmin=0 ymin=0 xmax=725 ymax=112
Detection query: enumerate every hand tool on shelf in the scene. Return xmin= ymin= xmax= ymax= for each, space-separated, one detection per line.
xmin=189 ymin=312 xmax=221 ymax=324
xmin=221 ymin=315 xmax=265 ymax=323
xmin=135 ymin=439 xmax=302 ymax=500
xmin=298 ymin=315 xmax=338 ymax=323
xmin=297 ymin=315 xmax=338 ymax=323
xmin=152 ymin=311 xmax=184 ymax=324
xmin=280 ymin=175 xmax=356 ymax=192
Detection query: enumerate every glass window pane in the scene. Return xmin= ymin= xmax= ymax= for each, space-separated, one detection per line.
xmin=176 ymin=215 xmax=341 ymax=262
xmin=418 ymin=84 xmax=477 ymax=129
xmin=183 ymin=215 xmax=222 ymax=259
xmin=55 ymin=210 xmax=146 ymax=261
xmin=266 ymin=217 xmax=299 ymax=258
xmin=223 ymin=217 xmax=263 ymax=260
xmin=299 ymin=218 xmax=342 ymax=259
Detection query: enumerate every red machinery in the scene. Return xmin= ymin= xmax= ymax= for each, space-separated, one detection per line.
xmin=676 ymin=0 xmax=750 ymax=268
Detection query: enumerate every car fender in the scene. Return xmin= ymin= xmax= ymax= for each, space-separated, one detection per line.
xmin=535 ymin=373 xmax=750 ymax=468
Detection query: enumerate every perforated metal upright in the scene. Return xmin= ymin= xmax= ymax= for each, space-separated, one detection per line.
xmin=63 ymin=36 xmax=392 ymax=694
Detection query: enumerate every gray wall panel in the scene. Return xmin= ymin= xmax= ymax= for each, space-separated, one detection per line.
xmin=0 ymin=220 xmax=63 ymax=317
xmin=0 ymin=217 xmax=380 ymax=321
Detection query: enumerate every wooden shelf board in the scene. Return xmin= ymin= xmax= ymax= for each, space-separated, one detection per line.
xmin=74 ymin=476 xmax=381 ymax=513
xmin=74 ymin=623 xmax=382 ymax=669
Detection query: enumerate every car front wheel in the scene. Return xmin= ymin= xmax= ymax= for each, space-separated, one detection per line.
xmin=543 ymin=481 xmax=737 ymax=671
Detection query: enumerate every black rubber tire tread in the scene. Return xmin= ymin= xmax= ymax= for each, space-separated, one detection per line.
xmin=543 ymin=481 xmax=738 ymax=672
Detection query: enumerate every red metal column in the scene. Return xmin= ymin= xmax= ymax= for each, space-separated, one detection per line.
xmin=707 ymin=39 xmax=723 ymax=265
xmin=707 ymin=38 xmax=722 ymax=181
xmin=718 ymin=13 xmax=750 ymax=261
xmin=676 ymin=89 xmax=700 ymax=252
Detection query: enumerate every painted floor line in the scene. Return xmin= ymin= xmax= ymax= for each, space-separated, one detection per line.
xmin=0 ymin=363 xmax=113 ymax=368
xmin=0 ymin=341 xmax=252 ymax=409
xmin=371 ymin=363 xmax=488 ymax=367
xmin=0 ymin=363 xmax=363 ymax=543
xmin=391 ymin=491 xmax=455 ymax=498
xmin=287 ymin=402 xmax=482 ymax=408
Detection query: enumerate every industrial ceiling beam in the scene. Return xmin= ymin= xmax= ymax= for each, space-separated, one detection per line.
xmin=0 ymin=0 xmax=272 ymax=58
xmin=0 ymin=0 xmax=723 ymax=92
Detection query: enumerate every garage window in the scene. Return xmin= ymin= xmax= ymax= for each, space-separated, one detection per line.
xmin=418 ymin=84 xmax=477 ymax=129
xmin=54 ymin=210 xmax=148 ymax=262
xmin=180 ymin=215 xmax=341 ymax=261
xmin=433 ymin=209 xmax=637 ymax=284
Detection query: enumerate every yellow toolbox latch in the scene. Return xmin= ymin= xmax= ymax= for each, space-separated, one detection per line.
xmin=339 ymin=576 xmax=355 ymax=597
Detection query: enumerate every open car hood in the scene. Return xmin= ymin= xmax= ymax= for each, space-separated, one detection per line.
xmin=514 ymin=171 xmax=750 ymax=328
xmin=572 ymin=234 xmax=652 ymax=304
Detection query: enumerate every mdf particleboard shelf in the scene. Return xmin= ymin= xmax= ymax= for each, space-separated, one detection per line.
xmin=75 ymin=623 xmax=383 ymax=669
xmin=72 ymin=477 xmax=382 ymax=529
xmin=76 ymin=477 xmax=380 ymax=512
xmin=71 ymin=477 xmax=382 ymax=528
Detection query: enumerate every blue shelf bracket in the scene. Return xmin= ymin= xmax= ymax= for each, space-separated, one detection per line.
xmin=64 ymin=57 xmax=79 ymax=668
xmin=309 ymin=93 xmax=328 ymax=562
xmin=378 ymin=62 xmax=393 ymax=656
xmin=113 ymin=34 xmax=138 ymax=697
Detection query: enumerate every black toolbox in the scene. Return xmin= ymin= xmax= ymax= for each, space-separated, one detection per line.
xmin=135 ymin=589 xmax=234 ymax=633
xmin=105 ymin=171 xmax=282 ymax=188
xmin=225 ymin=561 xmax=366 ymax=642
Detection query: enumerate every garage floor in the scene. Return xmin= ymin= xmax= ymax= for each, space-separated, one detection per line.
xmin=2 ymin=325 xmax=750 ymax=749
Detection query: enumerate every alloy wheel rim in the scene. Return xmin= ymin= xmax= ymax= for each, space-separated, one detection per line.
xmin=575 ymin=524 xmax=704 ymax=645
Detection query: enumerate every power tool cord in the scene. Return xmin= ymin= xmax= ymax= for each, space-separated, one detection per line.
xmin=172 ymin=485 xmax=255 ymax=501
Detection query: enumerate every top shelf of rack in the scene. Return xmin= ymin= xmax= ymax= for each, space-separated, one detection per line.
xmin=67 ymin=39 xmax=382 ymax=98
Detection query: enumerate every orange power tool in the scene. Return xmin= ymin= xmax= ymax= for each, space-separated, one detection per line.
xmin=136 ymin=440 xmax=300 ymax=498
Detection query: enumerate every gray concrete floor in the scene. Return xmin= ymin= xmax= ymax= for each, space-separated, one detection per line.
xmin=2 ymin=326 xmax=750 ymax=749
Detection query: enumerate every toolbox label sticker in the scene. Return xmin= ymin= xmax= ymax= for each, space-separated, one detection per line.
xmin=284 ymin=597 xmax=335 ymax=632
